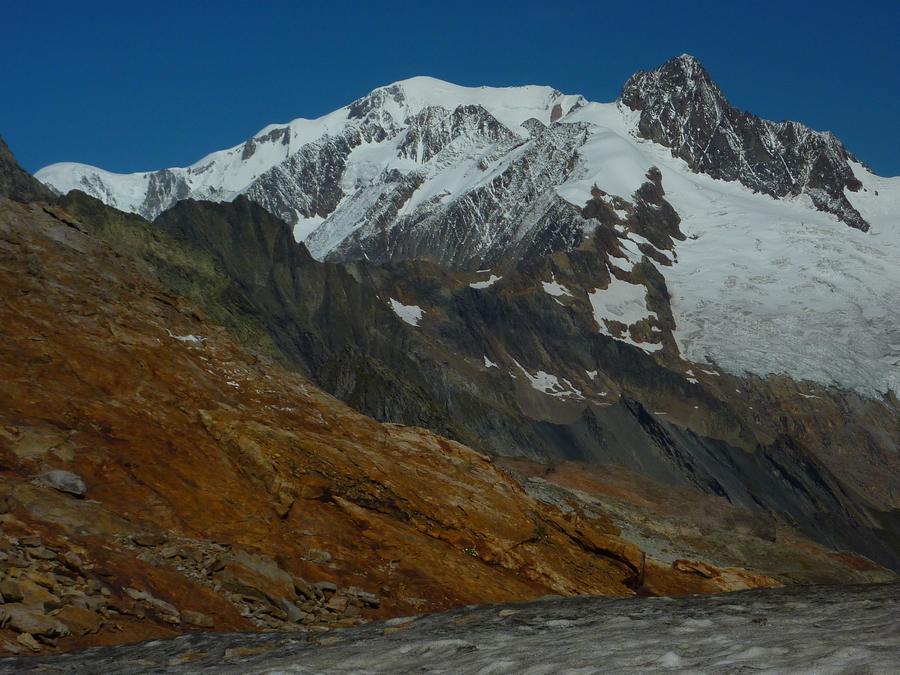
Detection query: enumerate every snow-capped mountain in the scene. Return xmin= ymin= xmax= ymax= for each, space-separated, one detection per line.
xmin=37 ymin=77 xmax=586 ymax=266
xmin=36 ymin=56 xmax=900 ymax=396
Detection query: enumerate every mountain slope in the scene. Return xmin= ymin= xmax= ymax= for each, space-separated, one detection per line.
xmin=0 ymin=135 xmax=55 ymax=203
xmin=44 ymin=186 xmax=899 ymax=573
xmin=35 ymin=58 xmax=900 ymax=399
xmin=14 ymin=187 xmax=882 ymax=657
xmin=0 ymin=196 xmax=646 ymax=654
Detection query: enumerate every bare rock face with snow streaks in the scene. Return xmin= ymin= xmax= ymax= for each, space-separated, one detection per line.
xmin=621 ymin=54 xmax=869 ymax=230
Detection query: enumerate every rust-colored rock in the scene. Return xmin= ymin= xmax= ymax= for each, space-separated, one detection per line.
xmin=54 ymin=606 xmax=101 ymax=637
xmin=0 ymin=199 xmax=644 ymax=654
xmin=214 ymin=551 xmax=296 ymax=605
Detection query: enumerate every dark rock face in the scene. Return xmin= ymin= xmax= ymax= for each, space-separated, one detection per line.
xmin=397 ymin=104 xmax=517 ymax=164
xmin=245 ymin=116 xmax=391 ymax=225
xmin=143 ymin=191 xmax=900 ymax=571
xmin=142 ymin=169 xmax=191 ymax=220
xmin=150 ymin=196 xmax=474 ymax=442
xmin=0 ymin=136 xmax=55 ymax=203
xmin=620 ymin=54 xmax=868 ymax=230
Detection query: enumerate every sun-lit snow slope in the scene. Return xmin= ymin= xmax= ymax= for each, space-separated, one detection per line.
xmin=35 ymin=107 xmax=353 ymax=219
xmin=36 ymin=77 xmax=582 ymax=223
xmin=560 ymin=102 xmax=900 ymax=396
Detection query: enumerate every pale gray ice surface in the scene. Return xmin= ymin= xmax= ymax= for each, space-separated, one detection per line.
xmin=4 ymin=583 xmax=898 ymax=674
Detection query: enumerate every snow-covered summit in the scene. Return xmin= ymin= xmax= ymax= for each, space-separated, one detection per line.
xmin=35 ymin=76 xmax=583 ymax=222
xmin=350 ymin=76 xmax=585 ymax=131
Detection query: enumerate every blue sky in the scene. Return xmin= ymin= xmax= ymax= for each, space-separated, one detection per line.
xmin=4 ymin=0 xmax=898 ymax=175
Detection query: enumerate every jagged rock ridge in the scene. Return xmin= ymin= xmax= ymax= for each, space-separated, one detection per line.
xmin=620 ymin=54 xmax=869 ymax=230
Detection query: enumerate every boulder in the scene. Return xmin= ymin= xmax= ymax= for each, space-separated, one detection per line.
xmin=35 ymin=470 xmax=86 ymax=498
xmin=55 ymin=605 xmax=101 ymax=636
xmin=0 ymin=604 xmax=69 ymax=638
xmin=132 ymin=532 xmax=168 ymax=547
xmin=16 ymin=633 xmax=41 ymax=652
xmin=278 ymin=598 xmax=306 ymax=623
xmin=182 ymin=609 xmax=214 ymax=628
xmin=27 ymin=547 xmax=57 ymax=561
xmin=18 ymin=579 xmax=62 ymax=611
xmin=305 ymin=548 xmax=332 ymax=563
xmin=213 ymin=550 xmax=295 ymax=605
xmin=326 ymin=595 xmax=349 ymax=613
xmin=0 ymin=579 xmax=24 ymax=603
xmin=292 ymin=576 xmax=315 ymax=600
xmin=123 ymin=588 xmax=180 ymax=622
xmin=346 ymin=586 xmax=381 ymax=607
xmin=62 ymin=551 xmax=87 ymax=573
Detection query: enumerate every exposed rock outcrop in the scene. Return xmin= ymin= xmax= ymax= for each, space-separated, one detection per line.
xmin=0 ymin=137 xmax=55 ymax=204
xmin=620 ymin=54 xmax=868 ymax=229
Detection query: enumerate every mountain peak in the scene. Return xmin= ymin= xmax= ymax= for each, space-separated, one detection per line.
xmin=670 ymin=53 xmax=707 ymax=76
xmin=620 ymin=55 xmax=868 ymax=230
xmin=620 ymin=54 xmax=719 ymax=106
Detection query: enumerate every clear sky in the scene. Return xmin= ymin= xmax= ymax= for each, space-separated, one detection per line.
xmin=4 ymin=0 xmax=898 ymax=176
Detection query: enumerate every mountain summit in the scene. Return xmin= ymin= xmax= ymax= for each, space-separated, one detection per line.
xmin=36 ymin=56 xmax=881 ymax=245
xmin=621 ymin=54 xmax=868 ymax=229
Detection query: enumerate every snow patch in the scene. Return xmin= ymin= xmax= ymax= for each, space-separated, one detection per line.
xmin=470 ymin=274 xmax=502 ymax=290
xmin=541 ymin=275 xmax=572 ymax=297
xmin=292 ymin=214 xmax=325 ymax=242
xmin=389 ymin=298 xmax=424 ymax=326
xmin=587 ymin=277 xmax=662 ymax=353
xmin=513 ymin=361 xmax=584 ymax=400
xmin=166 ymin=330 xmax=205 ymax=345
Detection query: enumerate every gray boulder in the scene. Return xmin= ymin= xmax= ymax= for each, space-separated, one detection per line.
xmin=36 ymin=470 xmax=87 ymax=498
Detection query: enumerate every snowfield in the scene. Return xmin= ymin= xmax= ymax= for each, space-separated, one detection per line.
xmin=36 ymin=76 xmax=900 ymax=397
xmin=588 ymin=276 xmax=663 ymax=354
xmin=389 ymin=298 xmax=424 ymax=326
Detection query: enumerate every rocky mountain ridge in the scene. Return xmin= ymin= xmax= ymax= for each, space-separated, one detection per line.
xmin=621 ymin=55 xmax=869 ymax=230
